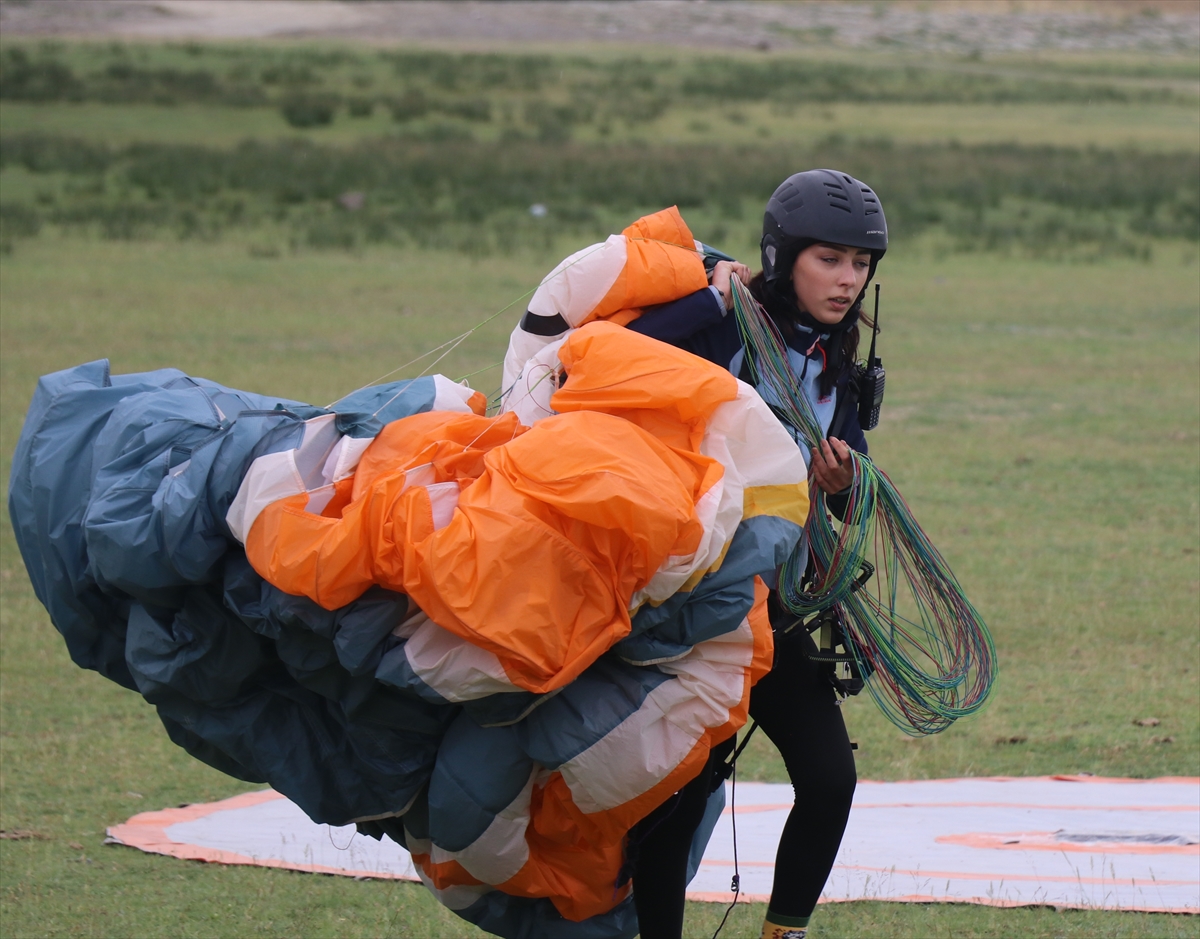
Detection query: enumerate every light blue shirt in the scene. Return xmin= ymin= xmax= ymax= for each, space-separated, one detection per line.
xmin=728 ymin=334 xmax=837 ymax=471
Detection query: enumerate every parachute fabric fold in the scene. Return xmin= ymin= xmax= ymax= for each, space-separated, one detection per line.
xmin=501 ymin=206 xmax=708 ymax=395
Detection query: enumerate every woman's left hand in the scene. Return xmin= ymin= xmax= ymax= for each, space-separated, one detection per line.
xmin=810 ymin=437 xmax=855 ymax=493
xmin=710 ymin=260 xmax=753 ymax=311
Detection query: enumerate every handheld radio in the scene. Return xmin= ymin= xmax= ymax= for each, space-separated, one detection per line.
xmin=857 ymin=283 xmax=885 ymax=431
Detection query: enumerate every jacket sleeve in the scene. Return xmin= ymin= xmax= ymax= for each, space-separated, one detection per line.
xmin=626 ymin=286 xmax=726 ymax=346
xmin=838 ymin=406 xmax=869 ymax=457
xmin=626 ymin=287 xmax=745 ymax=370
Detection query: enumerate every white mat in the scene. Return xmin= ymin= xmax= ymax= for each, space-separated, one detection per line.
xmin=108 ymin=776 xmax=1199 ymax=914
xmin=691 ymin=776 xmax=1199 ymax=913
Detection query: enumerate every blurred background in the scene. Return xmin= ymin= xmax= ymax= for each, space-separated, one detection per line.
xmin=1 ymin=2 xmax=1197 ymax=937
xmin=1 ymin=0 xmax=1198 ymax=261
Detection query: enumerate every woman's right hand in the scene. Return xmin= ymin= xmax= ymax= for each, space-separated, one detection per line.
xmin=811 ymin=437 xmax=855 ymax=494
xmin=710 ymin=260 xmax=752 ymax=311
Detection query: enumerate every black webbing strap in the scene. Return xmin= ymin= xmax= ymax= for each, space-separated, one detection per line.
xmin=713 ymin=722 xmax=759 ymax=784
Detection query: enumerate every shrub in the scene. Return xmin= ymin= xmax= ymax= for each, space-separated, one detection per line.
xmin=280 ymin=95 xmax=337 ymax=128
xmin=50 ymin=202 xmax=169 ymax=240
xmin=0 ymin=134 xmax=112 ymax=174
xmin=261 ymin=63 xmax=318 ymax=87
xmin=389 ymin=89 xmax=429 ymax=122
xmin=0 ymin=49 xmax=83 ymax=101
xmin=381 ymin=51 xmax=554 ymax=92
xmin=346 ymin=96 xmax=374 ymax=118
xmin=678 ymin=58 xmax=1171 ymax=105
xmin=95 ymin=64 xmax=221 ymax=105
xmin=443 ymin=98 xmax=492 ymax=122
xmin=4 ymin=130 xmax=1195 ymax=256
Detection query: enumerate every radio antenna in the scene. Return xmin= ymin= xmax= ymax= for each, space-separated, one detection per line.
xmin=867 ymin=283 xmax=880 ymax=366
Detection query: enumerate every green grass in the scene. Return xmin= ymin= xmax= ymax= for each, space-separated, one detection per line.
xmin=0 ymin=100 xmax=399 ymax=147
xmin=2 ymin=236 xmax=1197 ymax=938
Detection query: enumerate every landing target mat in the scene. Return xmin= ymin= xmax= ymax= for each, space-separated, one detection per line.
xmin=108 ymin=775 xmax=1199 ymax=914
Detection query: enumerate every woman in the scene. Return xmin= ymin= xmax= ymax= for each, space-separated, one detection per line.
xmin=625 ymin=169 xmax=888 ymax=939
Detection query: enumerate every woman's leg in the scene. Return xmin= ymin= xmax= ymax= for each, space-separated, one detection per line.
xmin=748 ymin=625 xmax=857 ymax=934
xmin=630 ymin=737 xmax=734 ymax=938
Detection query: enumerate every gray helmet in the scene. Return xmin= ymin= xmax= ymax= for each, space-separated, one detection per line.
xmin=761 ymin=169 xmax=888 ymax=292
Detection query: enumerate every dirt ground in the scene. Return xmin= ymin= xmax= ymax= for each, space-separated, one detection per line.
xmin=1 ymin=0 xmax=1197 ymax=54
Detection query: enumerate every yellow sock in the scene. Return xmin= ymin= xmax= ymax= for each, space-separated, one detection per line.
xmin=761 ymin=917 xmax=807 ymax=939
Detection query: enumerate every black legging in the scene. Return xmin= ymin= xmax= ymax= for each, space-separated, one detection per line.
xmin=628 ymin=736 xmax=735 ymax=938
xmin=630 ymin=624 xmax=856 ymax=937
xmin=748 ymin=622 xmax=857 ymax=921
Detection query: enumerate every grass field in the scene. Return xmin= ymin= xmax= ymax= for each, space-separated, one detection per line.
xmin=1 ymin=31 xmax=1198 ymax=939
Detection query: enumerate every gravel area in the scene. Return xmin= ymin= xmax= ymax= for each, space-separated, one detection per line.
xmin=1 ymin=0 xmax=1197 ymax=54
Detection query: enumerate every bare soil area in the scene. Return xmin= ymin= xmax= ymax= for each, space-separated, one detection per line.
xmin=1 ymin=0 xmax=1197 ymax=53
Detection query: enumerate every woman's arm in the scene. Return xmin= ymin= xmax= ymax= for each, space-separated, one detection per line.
xmin=626 ymin=261 xmax=752 ymax=345
xmin=625 ymin=286 xmax=726 ymax=345
xmin=626 ymin=261 xmax=753 ymax=369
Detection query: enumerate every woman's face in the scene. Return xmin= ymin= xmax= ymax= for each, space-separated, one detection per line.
xmin=791 ymin=242 xmax=873 ymax=325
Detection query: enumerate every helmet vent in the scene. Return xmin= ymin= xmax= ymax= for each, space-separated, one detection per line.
xmin=824 ymin=181 xmax=850 ymax=211
xmin=825 ymin=184 xmax=851 ymax=211
xmin=778 ymin=182 xmax=804 ymax=211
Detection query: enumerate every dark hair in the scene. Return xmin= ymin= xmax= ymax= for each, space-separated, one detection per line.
xmin=746 ymin=271 xmax=872 ymax=399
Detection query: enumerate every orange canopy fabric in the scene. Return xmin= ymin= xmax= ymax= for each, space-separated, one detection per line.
xmin=554 ymin=319 xmax=738 ymax=451
xmin=245 ymin=323 xmax=742 ymax=694
xmin=582 ymin=207 xmax=708 ymax=328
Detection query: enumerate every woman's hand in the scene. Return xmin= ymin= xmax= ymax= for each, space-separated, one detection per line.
xmin=810 ymin=437 xmax=855 ymax=494
xmin=710 ymin=260 xmax=752 ymax=311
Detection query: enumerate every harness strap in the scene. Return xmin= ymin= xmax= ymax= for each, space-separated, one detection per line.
xmin=714 ymin=722 xmax=759 ymax=785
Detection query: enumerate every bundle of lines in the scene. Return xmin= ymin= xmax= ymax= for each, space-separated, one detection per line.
xmin=730 ymin=277 xmax=997 ymax=735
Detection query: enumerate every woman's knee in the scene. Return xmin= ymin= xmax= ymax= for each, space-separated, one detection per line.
xmin=784 ymin=747 xmax=856 ymax=808
xmin=800 ymin=765 xmax=855 ymax=809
